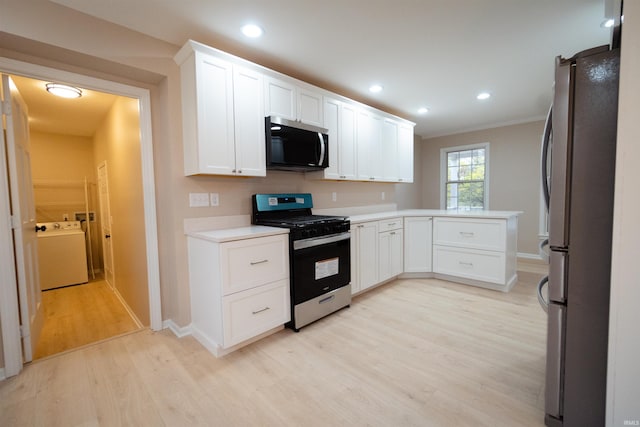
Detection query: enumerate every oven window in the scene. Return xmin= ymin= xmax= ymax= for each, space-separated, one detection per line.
xmin=292 ymin=238 xmax=350 ymax=305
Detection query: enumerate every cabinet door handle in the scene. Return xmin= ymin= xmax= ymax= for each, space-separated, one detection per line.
xmin=252 ymin=306 xmax=270 ymax=315
xmin=459 ymin=231 xmax=475 ymax=237
xmin=250 ymin=259 xmax=269 ymax=265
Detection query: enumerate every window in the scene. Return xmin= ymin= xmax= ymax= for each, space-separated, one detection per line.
xmin=440 ymin=143 xmax=489 ymax=210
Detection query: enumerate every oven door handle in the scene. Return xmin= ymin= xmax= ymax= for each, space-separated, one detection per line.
xmin=293 ymin=232 xmax=350 ymax=250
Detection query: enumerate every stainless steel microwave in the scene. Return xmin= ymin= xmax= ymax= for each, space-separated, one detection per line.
xmin=265 ymin=116 xmax=329 ymax=171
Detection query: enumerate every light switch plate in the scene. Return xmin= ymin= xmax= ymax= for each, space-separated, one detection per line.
xmin=189 ymin=192 xmax=210 ymax=207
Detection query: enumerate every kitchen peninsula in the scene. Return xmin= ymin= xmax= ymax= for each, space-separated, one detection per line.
xmin=347 ymin=209 xmax=521 ymax=294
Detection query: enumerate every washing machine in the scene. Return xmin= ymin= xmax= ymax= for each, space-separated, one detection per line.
xmin=36 ymin=221 xmax=88 ymax=290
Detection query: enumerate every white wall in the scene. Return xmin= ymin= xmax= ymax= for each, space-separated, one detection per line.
xmin=606 ymin=1 xmax=640 ymax=425
xmin=419 ymin=121 xmax=544 ymax=256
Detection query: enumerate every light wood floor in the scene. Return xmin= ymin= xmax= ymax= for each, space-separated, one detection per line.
xmin=2 ymin=263 xmax=548 ymax=427
xmin=33 ymin=279 xmax=142 ymax=359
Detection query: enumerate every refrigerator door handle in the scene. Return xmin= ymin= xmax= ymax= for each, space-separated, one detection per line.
xmin=537 ymin=275 xmax=549 ymax=312
xmin=541 ymin=105 xmax=552 ymax=211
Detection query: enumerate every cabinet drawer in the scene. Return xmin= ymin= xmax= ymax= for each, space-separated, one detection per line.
xmin=433 ymin=217 xmax=506 ymax=251
xmin=221 ymin=234 xmax=289 ymax=295
xmin=433 ymin=245 xmax=505 ymax=284
xmin=222 ymin=279 xmax=291 ymax=347
xmin=378 ymin=217 xmax=403 ymax=232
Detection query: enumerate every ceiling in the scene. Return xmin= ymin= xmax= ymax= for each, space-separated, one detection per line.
xmin=18 ymin=1 xmax=613 ymax=138
xmin=10 ymin=75 xmax=119 ymax=137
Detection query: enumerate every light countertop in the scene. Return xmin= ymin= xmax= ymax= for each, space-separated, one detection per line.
xmin=349 ymin=209 xmax=522 ymax=224
xmin=186 ymin=225 xmax=288 ymax=243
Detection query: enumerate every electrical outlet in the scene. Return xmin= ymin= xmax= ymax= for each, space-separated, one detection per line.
xmin=210 ymin=193 xmax=219 ymax=206
xmin=189 ymin=192 xmax=210 ymax=207
xmin=332 ymin=192 xmax=337 ymax=202
xmin=381 ymin=191 xmax=385 ymax=201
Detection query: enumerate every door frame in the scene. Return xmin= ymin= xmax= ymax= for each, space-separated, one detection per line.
xmin=0 ymin=57 xmax=162 ymax=378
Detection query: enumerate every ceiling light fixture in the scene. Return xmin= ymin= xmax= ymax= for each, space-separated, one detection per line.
xmin=45 ymin=83 xmax=82 ymax=99
xmin=476 ymin=92 xmax=491 ymax=100
xmin=418 ymin=107 xmax=429 ymax=114
xmin=241 ymin=24 xmax=264 ymax=38
xmin=369 ymin=84 xmax=383 ymax=93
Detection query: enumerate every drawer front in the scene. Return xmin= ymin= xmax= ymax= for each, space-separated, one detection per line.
xmin=222 ymin=279 xmax=291 ymax=347
xmin=378 ymin=217 xmax=403 ymax=232
xmin=433 ymin=245 xmax=505 ymax=284
xmin=221 ymin=234 xmax=289 ymax=295
xmin=433 ymin=217 xmax=506 ymax=251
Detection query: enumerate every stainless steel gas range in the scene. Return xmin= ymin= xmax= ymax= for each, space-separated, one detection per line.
xmin=252 ymin=193 xmax=351 ymax=331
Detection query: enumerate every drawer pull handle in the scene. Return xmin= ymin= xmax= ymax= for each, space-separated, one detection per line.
xmin=459 ymin=261 xmax=474 ymax=267
xmin=252 ymin=307 xmax=271 ymax=315
xmin=319 ymin=295 xmax=335 ymax=304
xmin=387 ymin=222 xmax=396 ymax=226
xmin=459 ymin=231 xmax=475 ymax=237
xmin=250 ymin=259 xmax=269 ymax=266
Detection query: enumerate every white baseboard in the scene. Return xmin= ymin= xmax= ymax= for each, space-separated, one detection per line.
xmin=111 ymin=286 xmax=144 ymax=329
xmin=517 ymin=252 xmax=543 ymax=261
xmin=163 ymin=319 xmax=192 ymax=338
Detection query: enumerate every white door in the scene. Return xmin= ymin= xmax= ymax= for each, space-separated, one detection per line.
xmin=1 ymin=74 xmax=43 ymax=362
xmin=97 ymin=161 xmax=115 ymax=288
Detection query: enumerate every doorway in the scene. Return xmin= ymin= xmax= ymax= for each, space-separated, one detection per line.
xmin=0 ymin=57 xmax=161 ymax=377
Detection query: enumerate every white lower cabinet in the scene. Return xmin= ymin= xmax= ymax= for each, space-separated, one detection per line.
xmin=350 ymin=221 xmax=379 ymax=294
xmin=378 ymin=217 xmax=403 ymax=282
xmin=187 ymin=232 xmax=290 ymax=356
xmin=403 ymin=217 xmax=432 ymax=273
xmin=432 ymin=216 xmax=518 ymax=291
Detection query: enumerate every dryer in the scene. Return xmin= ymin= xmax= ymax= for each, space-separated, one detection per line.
xmin=36 ymin=221 xmax=88 ymax=290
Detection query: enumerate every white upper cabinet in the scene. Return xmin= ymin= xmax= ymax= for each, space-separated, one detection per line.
xmin=175 ymin=42 xmax=265 ymax=177
xmin=397 ymin=123 xmax=414 ymax=183
xmin=356 ymin=110 xmax=383 ymax=181
xmin=321 ymin=97 xmax=357 ymax=180
xmin=381 ymin=118 xmax=399 ymax=182
xmin=264 ymin=76 xmax=324 ymax=127
xmin=175 ymin=40 xmax=414 ymax=181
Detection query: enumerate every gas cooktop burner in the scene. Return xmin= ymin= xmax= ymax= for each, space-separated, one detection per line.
xmin=251 ymin=193 xmax=350 ymax=240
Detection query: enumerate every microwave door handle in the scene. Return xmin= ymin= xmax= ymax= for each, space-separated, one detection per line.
xmin=541 ymin=105 xmax=552 ymax=211
xmin=317 ymin=133 xmax=326 ymax=166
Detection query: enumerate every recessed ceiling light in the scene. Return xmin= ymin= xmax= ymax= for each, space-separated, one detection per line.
xmin=418 ymin=107 xmax=429 ymax=114
xmin=601 ymin=18 xmax=615 ymax=28
xmin=476 ymin=92 xmax=491 ymax=100
xmin=45 ymin=83 xmax=82 ymax=99
xmin=369 ymin=84 xmax=383 ymax=93
xmin=241 ymin=24 xmax=264 ymax=38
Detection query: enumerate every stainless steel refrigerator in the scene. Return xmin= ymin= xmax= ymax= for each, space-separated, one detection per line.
xmin=538 ymin=45 xmax=620 ymax=427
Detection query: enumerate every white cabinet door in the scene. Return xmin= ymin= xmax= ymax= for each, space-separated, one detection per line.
xmin=356 ymin=110 xmax=382 ymax=181
xmin=191 ymin=53 xmax=236 ymax=175
xmin=397 ymin=123 xmax=414 ymax=183
xmin=323 ymin=97 xmax=340 ymax=180
xmin=381 ymin=119 xmax=399 ymax=182
xmin=379 ymin=229 xmax=403 ymax=282
xmin=265 ymin=77 xmax=324 ymax=127
xmin=322 ymin=97 xmax=357 ymax=180
xmin=264 ymin=76 xmax=296 ymax=120
xmin=339 ymin=103 xmax=358 ymax=180
xmin=351 ymin=221 xmax=379 ymax=293
xmin=233 ymin=66 xmax=266 ymax=176
xmin=298 ymin=87 xmax=323 ymax=127
xmin=404 ymin=217 xmax=432 ymax=272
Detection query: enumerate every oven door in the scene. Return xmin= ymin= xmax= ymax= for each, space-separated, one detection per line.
xmin=291 ymin=232 xmax=350 ymax=305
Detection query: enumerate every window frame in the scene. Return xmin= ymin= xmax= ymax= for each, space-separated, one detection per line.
xmin=439 ymin=142 xmax=490 ymax=210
